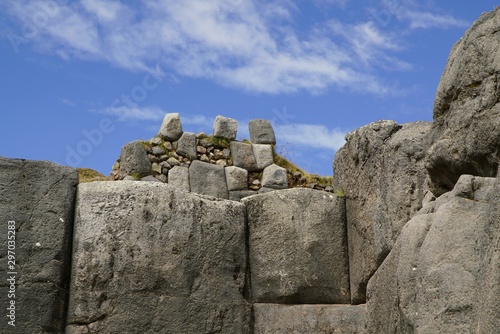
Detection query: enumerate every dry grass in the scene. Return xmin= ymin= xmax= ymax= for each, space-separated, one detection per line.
xmin=77 ymin=168 xmax=109 ymax=183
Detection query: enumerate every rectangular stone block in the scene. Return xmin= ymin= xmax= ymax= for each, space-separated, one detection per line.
xmin=189 ymin=160 xmax=229 ymax=199
xmin=67 ymin=182 xmax=250 ymax=333
xmin=0 ymin=158 xmax=77 ymax=333
xmin=243 ymin=188 xmax=350 ymax=304
xmin=254 ymin=304 xmax=366 ymax=334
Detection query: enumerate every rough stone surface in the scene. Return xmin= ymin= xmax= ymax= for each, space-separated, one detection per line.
xmin=333 ymin=120 xmax=432 ymax=304
xmin=119 ymin=140 xmax=151 ymax=177
xmin=231 ymin=141 xmax=258 ymax=171
xmin=189 ymin=160 xmax=229 ymax=199
xmin=158 ymin=113 xmax=183 ymax=141
xmin=225 ymin=166 xmax=248 ymax=191
xmin=176 ymin=132 xmax=197 ymax=160
xmin=67 ymin=181 xmax=250 ymax=334
xmin=229 ymin=190 xmax=257 ymax=202
xmin=168 ymin=166 xmax=190 ymax=191
xmin=0 ymin=158 xmax=77 ymax=333
xmin=261 ymin=163 xmax=288 ymax=189
xmin=254 ymin=304 xmax=366 ymax=334
xmin=213 ymin=115 xmax=238 ymax=140
xmin=249 ymin=119 xmax=276 ymax=144
xmin=366 ymin=175 xmax=500 ymax=333
xmin=426 ymin=8 xmax=500 ymax=196
xmin=253 ymin=144 xmax=274 ymax=170
xmin=243 ymin=189 xmax=350 ymax=304
xmin=141 ymin=175 xmax=161 ymax=182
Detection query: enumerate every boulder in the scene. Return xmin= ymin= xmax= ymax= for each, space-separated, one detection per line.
xmin=119 ymin=141 xmax=151 ymax=178
xmin=0 ymin=158 xmax=77 ymax=333
xmin=189 ymin=160 xmax=229 ymax=199
xmin=176 ymin=132 xmax=197 ymax=160
xmin=213 ymin=115 xmax=238 ymax=140
xmin=253 ymin=144 xmax=274 ymax=170
xmin=426 ymin=8 xmax=500 ymax=196
xmin=242 ymin=189 xmax=350 ymax=304
xmin=366 ymin=175 xmax=500 ymax=333
xmin=254 ymin=304 xmax=366 ymax=334
xmin=249 ymin=119 xmax=276 ymax=144
xmin=66 ymin=182 xmax=250 ymax=334
xmin=168 ymin=166 xmax=190 ymax=191
xmin=158 ymin=113 xmax=183 ymax=141
xmin=261 ymin=164 xmax=288 ymax=189
xmin=225 ymin=166 xmax=248 ymax=191
xmin=333 ymin=120 xmax=431 ymax=304
xmin=231 ymin=141 xmax=258 ymax=171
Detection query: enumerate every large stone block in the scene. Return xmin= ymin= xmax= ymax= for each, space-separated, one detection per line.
xmin=249 ymin=119 xmax=276 ymax=144
xmin=253 ymin=144 xmax=274 ymax=170
xmin=231 ymin=141 xmax=258 ymax=171
xmin=0 ymin=158 xmax=77 ymax=333
xmin=243 ymin=188 xmax=350 ymax=304
xmin=158 ymin=113 xmax=183 ymax=141
xmin=366 ymin=175 xmax=500 ymax=333
xmin=189 ymin=161 xmax=229 ymax=199
xmin=225 ymin=166 xmax=248 ymax=191
xmin=213 ymin=115 xmax=238 ymax=140
xmin=119 ymin=140 xmax=151 ymax=177
xmin=176 ymin=132 xmax=197 ymax=160
xmin=333 ymin=120 xmax=431 ymax=304
xmin=254 ymin=304 xmax=366 ymax=334
xmin=168 ymin=166 xmax=190 ymax=191
xmin=261 ymin=163 xmax=288 ymax=189
xmin=66 ymin=182 xmax=250 ymax=333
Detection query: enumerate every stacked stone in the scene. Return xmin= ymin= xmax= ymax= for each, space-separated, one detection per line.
xmin=110 ymin=113 xmax=288 ymax=201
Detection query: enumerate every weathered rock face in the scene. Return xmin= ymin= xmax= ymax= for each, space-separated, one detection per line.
xmin=119 ymin=140 xmax=151 ymax=177
xmin=189 ymin=160 xmax=229 ymax=199
xmin=66 ymin=181 xmax=250 ymax=334
xmin=158 ymin=112 xmax=183 ymax=141
xmin=0 ymin=158 xmax=77 ymax=333
xmin=333 ymin=120 xmax=432 ymax=304
xmin=254 ymin=304 xmax=366 ymax=334
xmin=366 ymin=175 xmax=500 ymax=333
xmin=426 ymin=8 xmax=500 ymax=196
xmin=243 ymin=188 xmax=350 ymax=304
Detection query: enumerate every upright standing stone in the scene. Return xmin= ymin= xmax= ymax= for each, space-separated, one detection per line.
xmin=253 ymin=144 xmax=274 ymax=170
xmin=0 ymin=158 xmax=77 ymax=334
xmin=243 ymin=188 xmax=350 ymax=304
xmin=176 ymin=132 xmax=197 ymax=160
xmin=189 ymin=160 xmax=229 ymax=199
xmin=158 ymin=113 xmax=183 ymax=141
xmin=213 ymin=115 xmax=238 ymax=140
xmin=119 ymin=141 xmax=151 ymax=177
xmin=225 ymin=166 xmax=248 ymax=191
xmin=231 ymin=142 xmax=258 ymax=171
xmin=66 ymin=182 xmax=250 ymax=334
xmin=168 ymin=166 xmax=190 ymax=192
xmin=261 ymin=164 xmax=288 ymax=189
xmin=249 ymin=119 xmax=276 ymax=145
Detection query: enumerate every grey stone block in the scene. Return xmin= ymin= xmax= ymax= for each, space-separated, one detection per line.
xmin=243 ymin=188 xmax=350 ymax=304
xmin=119 ymin=141 xmax=151 ymax=177
xmin=225 ymin=166 xmax=248 ymax=191
xmin=261 ymin=164 xmax=288 ymax=189
xmin=231 ymin=141 xmax=258 ymax=171
xmin=253 ymin=144 xmax=274 ymax=170
xmin=158 ymin=113 xmax=183 ymax=141
xmin=168 ymin=166 xmax=190 ymax=192
xmin=0 ymin=158 xmax=77 ymax=333
xmin=189 ymin=160 xmax=229 ymax=199
xmin=213 ymin=115 xmax=238 ymax=140
xmin=66 ymin=182 xmax=250 ymax=333
xmin=229 ymin=190 xmax=258 ymax=202
xmin=176 ymin=132 xmax=197 ymax=160
xmin=249 ymin=119 xmax=276 ymax=144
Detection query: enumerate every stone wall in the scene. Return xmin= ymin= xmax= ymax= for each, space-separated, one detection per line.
xmin=110 ymin=114 xmax=291 ymax=201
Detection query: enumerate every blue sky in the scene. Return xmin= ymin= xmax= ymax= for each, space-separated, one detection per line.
xmin=0 ymin=1 xmax=496 ymax=176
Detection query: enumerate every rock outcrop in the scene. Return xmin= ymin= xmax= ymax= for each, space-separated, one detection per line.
xmin=426 ymin=8 xmax=500 ymax=195
xmin=366 ymin=174 xmax=500 ymax=333
xmin=333 ymin=120 xmax=432 ymax=303
xmin=0 ymin=158 xmax=77 ymax=333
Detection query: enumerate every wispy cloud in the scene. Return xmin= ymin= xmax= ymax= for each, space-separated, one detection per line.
xmin=1 ymin=0 xmax=467 ymax=95
xmin=275 ymin=124 xmax=346 ymax=151
xmin=98 ymin=106 xmax=165 ymax=121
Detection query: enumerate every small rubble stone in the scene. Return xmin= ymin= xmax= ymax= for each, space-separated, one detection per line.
xmin=213 ymin=115 xmax=238 ymax=140
xmin=150 ymin=137 xmax=162 ymax=145
xmin=155 ymin=174 xmax=167 ymax=183
xmin=231 ymin=141 xmax=258 ymax=171
xmin=167 ymin=157 xmax=180 ymax=167
xmin=261 ymin=164 xmax=288 ymax=189
xmin=164 ymin=141 xmax=173 ymax=151
xmin=200 ymin=154 xmax=210 ymax=162
xmin=168 ymin=166 xmax=190 ymax=191
xmin=158 ymin=113 xmax=183 ymax=141
xmin=249 ymin=119 xmax=276 ymax=144
xmin=216 ymin=159 xmax=227 ymax=167
xmin=253 ymin=144 xmax=274 ymax=170
xmin=119 ymin=141 xmax=151 ymax=178
xmin=148 ymin=154 xmax=160 ymax=163
xmin=197 ymin=146 xmax=207 ymax=154
xmin=152 ymin=146 xmax=165 ymax=156
xmin=189 ymin=160 xmax=229 ymax=199
xmin=151 ymin=163 xmax=162 ymax=174
xmin=196 ymin=131 xmax=207 ymax=139
xmin=176 ymin=132 xmax=197 ymax=160
xmin=169 ymin=151 xmax=179 ymax=159
xmin=141 ymin=175 xmax=162 ymax=182
xmin=226 ymin=166 xmax=248 ymax=191
xmin=160 ymin=161 xmax=171 ymax=170
xmin=162 ymin=168 xmax=169 ymax=176
xmin=123 ymin=175 xmax=137 ymax=181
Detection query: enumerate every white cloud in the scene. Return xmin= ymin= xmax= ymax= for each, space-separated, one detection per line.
xmin=99 ymin=106 xmax=165 ymax=121
xmin=275 ymin=124 xmax=346 ymax=151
